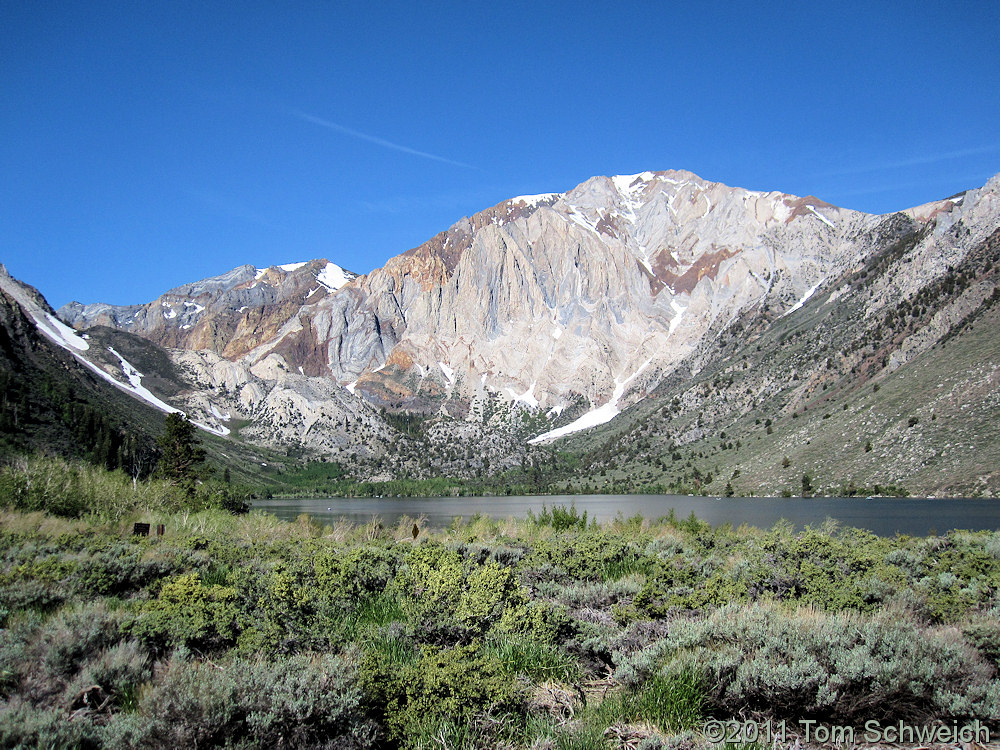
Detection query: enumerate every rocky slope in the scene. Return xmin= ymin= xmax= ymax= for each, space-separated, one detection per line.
xmin=546 ymin=180 xmax=1000 ymax=497
xmin=47 ymin=170 xmax=1000 ymax=493
xmin=0 ymin=263 xmax=165 ymax=468
xmin=61 ymin=175 xmax=952 ymax=414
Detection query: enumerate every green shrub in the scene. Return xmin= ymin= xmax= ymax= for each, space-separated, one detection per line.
xmin=71 ymin=542 xmax=188 ymax=597
xmin=0 ymin=456 xmax=187 ymax=520
xmin=62 ymin=640 xmax=150 ymax=713
xmin=129 ymin=572 xmax=238 ymax=653
xmin=0 ymin=578 xmax=64 ymax=618
xmin=526 ymin=533 xmax=646 ymax=582
xmin=528 ymin=503 xmax=592 ymax=531
xmin=314 ymin=544 xmax=403 ymax=603
xmin=396 ymin=543 xmax=538 ymax=645
xmin=962 ymin=616 xmax=1000 ymax=667
xmin=32 ymin=601 xmax=126 ymax=685
xmin=536 ymin=577 xmax=643 ymax=610
xmin=230 ymin=558 xmax=333 ymax=654
xmin=0 ymin=612 xmax=38 ymax=697
xmin=361 ymin=644 xmax=527 ymax=747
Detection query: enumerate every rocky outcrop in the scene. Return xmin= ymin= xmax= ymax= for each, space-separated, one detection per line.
xmin=52 ymin=170 xmax=998 ymax=456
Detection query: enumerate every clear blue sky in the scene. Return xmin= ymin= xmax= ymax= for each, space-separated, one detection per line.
xmin=3 ymin=1 xmax=999 ymax=308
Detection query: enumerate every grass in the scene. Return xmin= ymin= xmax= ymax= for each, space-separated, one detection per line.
xmin=590 ymin=672 xmax=704 ymax=733
xmin=483 ymin=636 xmax=579 ymax=682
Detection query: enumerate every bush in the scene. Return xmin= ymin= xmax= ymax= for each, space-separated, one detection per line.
xmin=129 ymin=573 xmax=238 ymax=653
xmin=102 ymin=652 xmax=375 ymax=749
xmin=396 ymin=543 xmax=537 ymax=645
xmin=24 ymin=601 xmax=127 ymax=703
xmin=314 ymin=545 xmax=403 ymax=603
xmin=361 ymin=644 xmax=527 ymax=747
xmin=528 ymin=503 xmax=591 ymax=531
xmin=962 ymin=616 xmax=1000 ymax=668
xmin=616 ymin=602 xmax=999 ymax=723
xmin=526 ymin=533 xmax=645 ymax=582
xmin=0 ymin=456 xmax=186 ymax=519
xmin=0 ymin=699 xmax=101 ymax=749
xmin=62 ymin=640 xmax=150 ymax=714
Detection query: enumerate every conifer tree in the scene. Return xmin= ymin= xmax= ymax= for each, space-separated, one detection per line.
xmin=157 ymin=413 xmax=208 ymax=493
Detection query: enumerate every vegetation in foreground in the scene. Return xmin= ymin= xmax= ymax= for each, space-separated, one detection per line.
xmin=1 ymin=466 xmax=999 ymax=748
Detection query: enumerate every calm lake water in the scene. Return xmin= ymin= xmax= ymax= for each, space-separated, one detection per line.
xmin=253 ymin=494 xmax=1000 ymax=537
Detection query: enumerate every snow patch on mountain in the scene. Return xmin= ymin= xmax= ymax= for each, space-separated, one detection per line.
xmin=565 ymin=206 xmax=599 ymax=234
xmin=807 ymin=205 xmax=835 ymax=228
xmin=106 ymin=347 xmax=230 ymax=436
xmin=513 ymin=193 xmax=560 ymax=207
xmin=508 ymin=381 xmax=539 ymax=409
xmin=438 ymin=361 xmax=455 ymax=385
xmin=317 ymin=262 xmax=353 ymax=291
xmin=784 ymin=280 xmax=824 ymax=317
xmin=34 ymin=313 xmax=90 ymax=352
xmin=210 ymin=404 xmax=231 ymax=421
xmin=529 ymin=359 xmax=651 ymax=443
xmin=669 ymin=301 xmax=687 ymax=334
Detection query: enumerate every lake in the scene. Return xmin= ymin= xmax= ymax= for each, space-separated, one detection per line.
xmin=253 ymin=494 xmax=1000 ymax=537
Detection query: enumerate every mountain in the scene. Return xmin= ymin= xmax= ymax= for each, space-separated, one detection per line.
xmin=0 ymin=263 xmax=165 ymax=470
xmin=41 ymin=170 xmax=1000 ymax=495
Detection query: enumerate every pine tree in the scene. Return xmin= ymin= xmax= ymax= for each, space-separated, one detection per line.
xmin=157 ymin=413 xmax=208 ymax=493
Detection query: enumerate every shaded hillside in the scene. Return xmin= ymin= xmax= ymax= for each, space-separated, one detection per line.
xmin=0 ymin=270 xmax=296 ymax=488
xmin=0 ymin=280 xmax=163 ymax=473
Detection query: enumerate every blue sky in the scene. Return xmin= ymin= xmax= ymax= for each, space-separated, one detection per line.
xmin=3 ymin=1 xmax=999 ymax=308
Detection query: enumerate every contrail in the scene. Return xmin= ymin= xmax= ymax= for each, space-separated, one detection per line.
xmin=291 ymin=109 xmax=473 ymax=169
xmin=821 ymin=144 xmax=999 ymax=177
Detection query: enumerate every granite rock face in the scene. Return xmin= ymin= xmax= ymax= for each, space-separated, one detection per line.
xmin=55 ymin=170 xmax=998 ymax=452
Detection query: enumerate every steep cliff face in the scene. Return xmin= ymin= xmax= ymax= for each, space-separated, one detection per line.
xmin=66 ymin=173 xmax=880 ymax=399
xmin=53 ymin=170 xmax=995 ymax=465
xmin=347 ymin=170 xmax=882 ymax=414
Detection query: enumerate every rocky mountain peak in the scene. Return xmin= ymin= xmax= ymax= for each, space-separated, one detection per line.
xmin=46 ymin=169 xmax=1000 ymax=454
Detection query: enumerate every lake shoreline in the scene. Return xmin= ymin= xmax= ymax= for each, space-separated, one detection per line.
xmin=254 ymin=493 xmax=1000 ymax=537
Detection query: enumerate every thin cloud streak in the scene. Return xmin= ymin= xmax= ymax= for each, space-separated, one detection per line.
xmin=292 ymin=110 xmax=473 ymax=169
xmin=821 ymin=145 xmax=1000 ymax=177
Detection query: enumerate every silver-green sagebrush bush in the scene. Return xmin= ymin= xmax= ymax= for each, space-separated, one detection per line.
xmin=102 ymin=652 xmax=375 ymax=749
xmin=615 ymin=602 xmax=1000 ymax=723
xmin=3 ymin=489 xmax=1000 ymax=748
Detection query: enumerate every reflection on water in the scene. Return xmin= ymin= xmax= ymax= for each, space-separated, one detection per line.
xmin=253 ymin=494 xmax=1000 ymax=537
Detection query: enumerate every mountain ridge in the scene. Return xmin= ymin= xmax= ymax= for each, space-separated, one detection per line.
xmin=18 ymin=168 xmax=998 ymax=495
